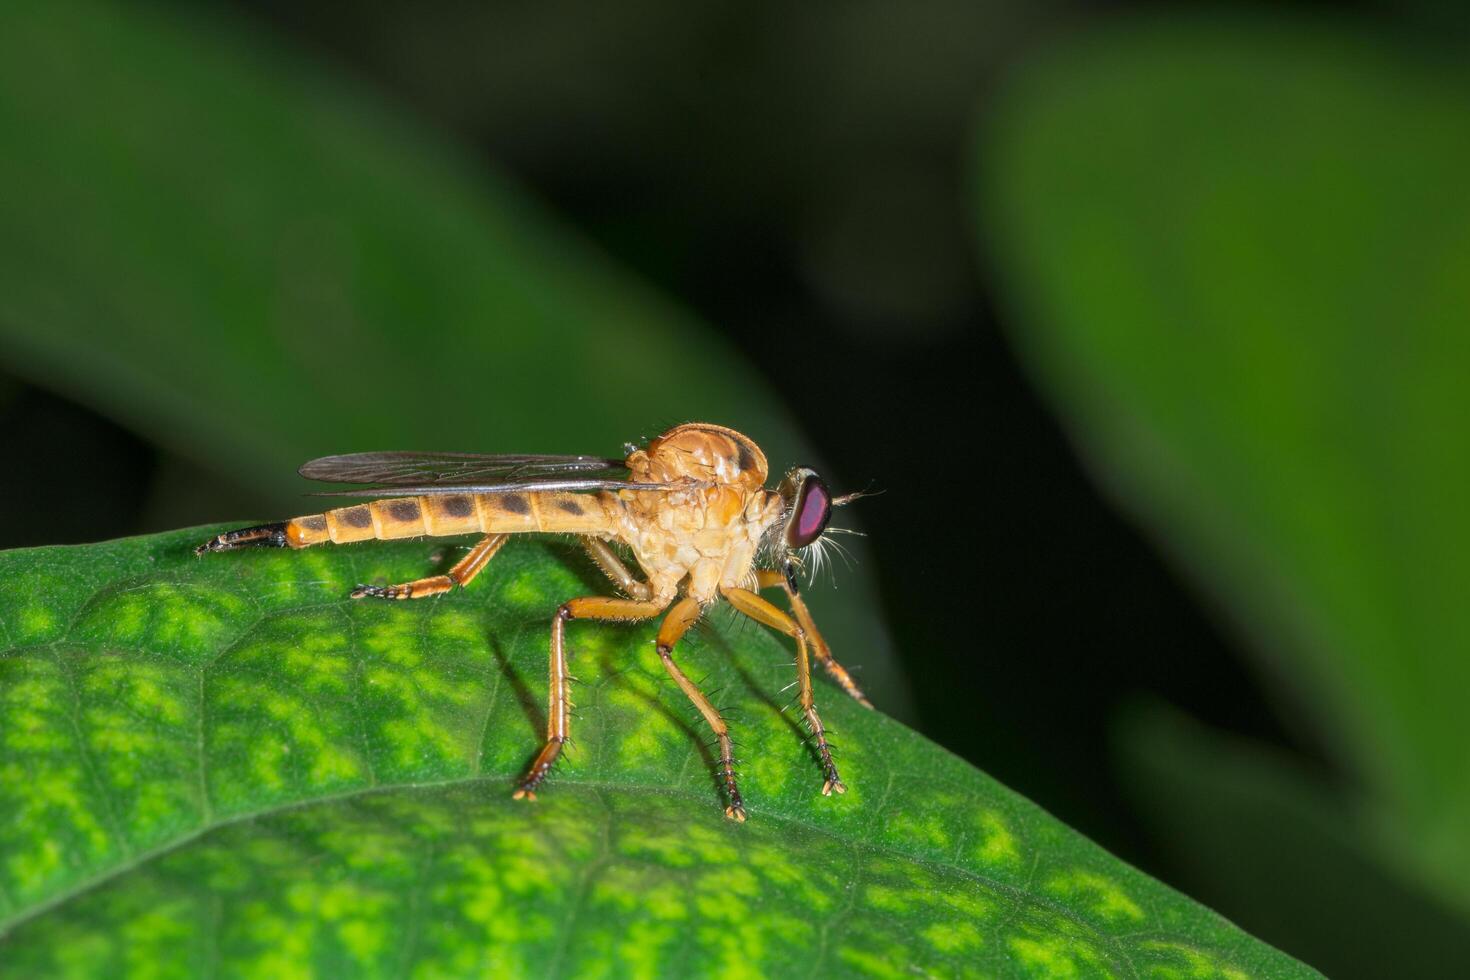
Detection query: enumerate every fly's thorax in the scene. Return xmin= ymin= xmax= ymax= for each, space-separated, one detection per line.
xmin=624 ymin=423 xmax=768 ymax=489
xmin=611 ymin=483 xmax=775 ymax=601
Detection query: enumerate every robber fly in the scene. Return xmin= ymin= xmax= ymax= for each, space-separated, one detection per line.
xmin=196 ymin=422 xmax=871 ymax=821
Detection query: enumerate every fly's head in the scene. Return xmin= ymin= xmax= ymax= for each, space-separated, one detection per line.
xmin=768 ymin=467 xmax=863 ymax=592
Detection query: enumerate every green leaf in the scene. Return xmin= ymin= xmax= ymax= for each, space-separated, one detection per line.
xmin=0 ymin=0 xmax=909 ymax=718
xmin=0 ymin=527 xmax=1314 ymax=977
xmin=978 ymin=13 xmax=1470 ymax=913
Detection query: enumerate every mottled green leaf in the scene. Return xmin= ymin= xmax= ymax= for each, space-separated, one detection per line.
xmin=0 ymin=527 xmax=1313 ymax=976
xmin=978 ymin=13 xmax=1470 ymax=914
xmin=0 ymin=0 xmax=908 ymax=717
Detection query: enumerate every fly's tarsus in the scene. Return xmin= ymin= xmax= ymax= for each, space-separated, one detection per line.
xmin=717 ymin=760 xmax=747 ymax=821
xmin=350 ymin=534 xmax=508 ymax=602
xmin=805 ymin=708 xmax=845 ymax=796
xmin=513 ymin=737 xmax=567 ymax=801
xmin=822 ymin=768 xmax=847 ymax=797
xmin=351 ymin=583 xmax=413 ymax=600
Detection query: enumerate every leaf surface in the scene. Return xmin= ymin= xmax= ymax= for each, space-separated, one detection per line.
xmin=0 ymin=527 xmax=1315 ymax=977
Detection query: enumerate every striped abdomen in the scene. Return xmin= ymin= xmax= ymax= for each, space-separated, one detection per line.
xmin=284 ymin=492 xmax=613 ymax=547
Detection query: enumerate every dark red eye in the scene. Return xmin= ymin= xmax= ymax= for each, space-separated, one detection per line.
xmin=785 ymin=475 xmax=831 ymax=549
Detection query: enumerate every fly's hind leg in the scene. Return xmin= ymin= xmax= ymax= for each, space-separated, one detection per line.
xmin=653 ymin=596 xmax=747 ymax=821
xmin=754 ymin=569 xmax=873 ymax=709
xmin=724 ymin=585 xmax=846 ymax=797
xmin=352 ymin=534 xmax=507 ymax=600
xmin=581 ymin=537 xmax=652 ymax=600
xmin=514 ymin=595 xmax=668 ymax=800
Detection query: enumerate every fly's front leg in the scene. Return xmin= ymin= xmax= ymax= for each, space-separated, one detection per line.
xmin=513 ymin=595 xmax=668 ymax=800
xmin=351 ymin=534 xmax=507 ymax=600
xmin=723 ymin=586 xmax=846 ymax=796
xmin=581 ymin=537 xmax=652 ymax=600
xmin=754 ymin=569 xmax=873 ymax=709
xmin=654 ymin=596 xmax=746 ymax=821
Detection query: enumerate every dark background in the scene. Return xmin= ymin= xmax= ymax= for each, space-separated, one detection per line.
xmin=6 ymin=2 xmax=1470 ymax=974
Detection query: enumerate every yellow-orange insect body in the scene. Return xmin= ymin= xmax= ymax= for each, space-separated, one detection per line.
xmin=197 ymin=422 xmax=870 ymax=820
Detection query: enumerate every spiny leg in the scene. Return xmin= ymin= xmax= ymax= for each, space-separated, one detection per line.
xmin=654 ymin=596 xmax=746 ymax=822
xmin=514 ymin=595 xmax=668 ymax=800
xmin=581 ymin=537 xmax=652 ymax=601
xmin=754 ymin=569 xmax=872 ymax=709
xmin=723 ymin=585 xmax=846 ymax=796
xmin=351 ymin=534 xmax=507 ymax=600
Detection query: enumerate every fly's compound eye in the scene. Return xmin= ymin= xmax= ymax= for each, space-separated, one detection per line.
xmin=782 ymin=470 xmax=832 ymax=550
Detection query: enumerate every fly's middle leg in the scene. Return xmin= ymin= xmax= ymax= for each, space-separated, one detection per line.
xmin=352 ymin=534 xmax=507 ymax=600
xmin=513 ymin=595 xmax=668 ymax=801
xmin=652 ymin=596 xmax=747 ymax=821
xmin=724 ymin=585 xmax=846 ymax=797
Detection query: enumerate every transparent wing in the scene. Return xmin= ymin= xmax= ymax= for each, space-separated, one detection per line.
xmin=299 ymin=450 xmax=671 ymax=497
xmin=300 ymin=451 xmax=628 ymax=485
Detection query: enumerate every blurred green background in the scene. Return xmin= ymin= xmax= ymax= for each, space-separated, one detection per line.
xmin=3 ymin=1 xmax=1469 ymax=974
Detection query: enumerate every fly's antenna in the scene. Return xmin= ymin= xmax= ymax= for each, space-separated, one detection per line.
xmin=831 ymin=482 xmax=882 ymax=507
